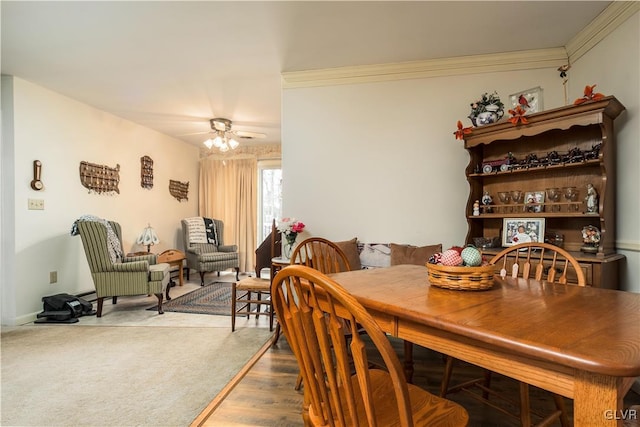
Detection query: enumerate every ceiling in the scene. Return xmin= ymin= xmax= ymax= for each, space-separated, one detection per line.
xmin=1 ymin=1 xmax=611 ymax=149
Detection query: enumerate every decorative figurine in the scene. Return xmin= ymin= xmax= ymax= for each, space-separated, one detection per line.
xmin=481 ymin=191 xmax=493 ymax=213
xmin=585 ymin=183 xmax=599 ymax=214
xmin=581 ymin=225 xmax=601 ymax=253
xmin=473 ymin=200 xmax=480 ymax=216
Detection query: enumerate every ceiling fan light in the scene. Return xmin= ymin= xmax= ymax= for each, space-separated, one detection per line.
xmin=228 ymin=138 xmax=239 ymax=149
xmin=213 ymin=135 xmax=223 ymax=148
xmin=203 ymin=138 xmax=214 ymax=149
xmin=220 ymin=143 xmax=230 ymax=152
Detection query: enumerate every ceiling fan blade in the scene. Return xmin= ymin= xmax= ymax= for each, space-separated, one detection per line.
xmin=233 ymin=130 xmax=266 ymax=139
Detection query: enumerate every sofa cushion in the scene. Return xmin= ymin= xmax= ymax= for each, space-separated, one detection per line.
xmin=335 ymin=238 xmax=362 ymax=271
xmin=390 ymin=243 xmax=442 ymax=266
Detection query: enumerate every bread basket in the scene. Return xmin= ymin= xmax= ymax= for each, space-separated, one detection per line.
xmin=426 ymin=263 xmax=495 ymax=291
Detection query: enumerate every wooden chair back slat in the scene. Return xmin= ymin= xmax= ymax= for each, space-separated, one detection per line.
xmin=290 ymin=237 xmax=351 ymax=273
xmin=490 ymin=242 xmax=586 ymax=286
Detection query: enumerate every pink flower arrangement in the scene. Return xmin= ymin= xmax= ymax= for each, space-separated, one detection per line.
xmin=277 ymin=217 xmax=306 ymax=236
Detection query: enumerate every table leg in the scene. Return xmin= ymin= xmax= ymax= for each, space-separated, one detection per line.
xmin=573 ymin=371 xmax=627 ymax=426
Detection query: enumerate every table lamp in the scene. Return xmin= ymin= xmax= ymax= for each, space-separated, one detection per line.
xmin=136 ymin=223 xmax=159 ymax=253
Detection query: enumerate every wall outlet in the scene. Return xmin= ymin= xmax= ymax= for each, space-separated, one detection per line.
xmin=28 ymin=199 xmax=44 ymax=210
xmin=49 ymin=271 xmax=57 ymax=284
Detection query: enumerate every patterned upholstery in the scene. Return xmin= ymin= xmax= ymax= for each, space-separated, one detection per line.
xmin=181 ymin=217 xmax=240 ymax=285
xmin=77 ymin=220 xmax=170 ymax=317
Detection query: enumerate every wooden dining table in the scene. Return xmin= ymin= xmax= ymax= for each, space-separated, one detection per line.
xmin=327 ymin=264 xmax=640 ymax=426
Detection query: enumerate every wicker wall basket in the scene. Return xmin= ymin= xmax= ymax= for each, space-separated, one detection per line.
xmin=426 ymin=263 xmax=495 ymax=291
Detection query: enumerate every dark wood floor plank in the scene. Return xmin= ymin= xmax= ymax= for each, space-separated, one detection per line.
xmin=198 ymin=334 xmax=640 ymax=427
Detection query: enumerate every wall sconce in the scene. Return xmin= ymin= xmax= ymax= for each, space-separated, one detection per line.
xmin=136 ymin=224 xmax=159 ymax=253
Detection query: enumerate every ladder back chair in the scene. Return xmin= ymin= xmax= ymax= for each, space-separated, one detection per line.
xmin=272 ymin=265 xmax=469 ymax=427
xmin=288 ymin=237 xmax=353 ymax=390
xmin=440 ymin=242 xmax=586 ymax=427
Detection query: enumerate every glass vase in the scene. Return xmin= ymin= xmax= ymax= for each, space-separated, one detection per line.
xmin=283 ymin=233 xmax=297 ymax=259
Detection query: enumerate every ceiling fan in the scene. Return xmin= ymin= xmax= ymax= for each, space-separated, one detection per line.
xmin=202 ymin=118 xmax=266 ymax=152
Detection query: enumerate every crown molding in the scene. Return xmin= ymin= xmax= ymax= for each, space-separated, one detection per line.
xmin=282 ymin=48 xmax=567 ymax=89
xmin=566 ymin=1 xmax=639 ymax=64
xmin=282 ymin=2 xmax=638 ymax=89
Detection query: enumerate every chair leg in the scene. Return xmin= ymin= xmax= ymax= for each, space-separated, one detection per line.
xmin=295 ymin=373 xmax=303 ymax=390
xmin=403 ymin=340 xmax=414 ymax=383
xmin=231 ymin=283 xmax=237 ymax=331
xmin=256 ymin=292 xmax=262 ymax=319
xmin=440 ymin=355 xmax=455 ymax=397
xmin=165 ymin=283 xmax=171 ymax=301
xmin=96 ymin=297 xmax=104 ymax=318
xmin=519 ymin=381 xmax=532 ymax=427
xmin=155 ymin=293 xmax=164 ymax=315
xmin=482 ymin=369 xmax=492 ymax=400
xmin=186 ymin=268 xmax=190 ymax=281
xmin=272 ymin=323 xmax=282 ymax=347
xmin=112 ymin=296 xmax=118 ymax=304
xmin=269 ymin=302 xmax=274 ymax=332
xmin=552 ymin=393 xmax=569 ymax=427
xmin=199 ymin=271 xmax=205 ymax=286
xmin=235 ymin=267 xmax=240 ymax=281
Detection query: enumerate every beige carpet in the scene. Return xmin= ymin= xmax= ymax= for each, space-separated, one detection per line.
xmin=1 ymin=275 xmax=274 ymax=427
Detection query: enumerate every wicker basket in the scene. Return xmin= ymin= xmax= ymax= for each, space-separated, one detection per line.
xmin=426 ymin=263 xmax=495 ymax=291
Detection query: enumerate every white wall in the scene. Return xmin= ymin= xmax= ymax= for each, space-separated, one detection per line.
xmin=569 ymin=11 xmax=640 ymax=292
xmin=2 ymin=77 xmax=200 ymax=325
xmin=282 ymin=13 xmax=639 ymax=292
xmin=283 ymin=69 xmax=562 ymax=246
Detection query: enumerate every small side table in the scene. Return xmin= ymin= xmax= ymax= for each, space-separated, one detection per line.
xmin=158 ymin=249 xmax=186 ymax=287
xmin=270 ymin=256 xmax=289 ymax=283
xmin=270 ymin=257 xmax=290 ymax=346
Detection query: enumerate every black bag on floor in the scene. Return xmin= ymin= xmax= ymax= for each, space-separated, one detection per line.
xmin=35 ymin=293 xmax=96 ymax=323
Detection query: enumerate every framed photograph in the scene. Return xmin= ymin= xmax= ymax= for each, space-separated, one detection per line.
xmin=502 ymin=218 xmax=545 ymax=247
xmin=509 ymin=86 xmax=543 ymax=114
xmin=524 ymin=191 xmax=545 ymax=213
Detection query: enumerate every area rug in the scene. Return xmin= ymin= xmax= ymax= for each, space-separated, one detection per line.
xmin=149 ymin=281 xmax=233 ymax=315
xmin=1 ymin=324 xmax=274 ymax=427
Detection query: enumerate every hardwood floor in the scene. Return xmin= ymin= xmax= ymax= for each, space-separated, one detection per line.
xmin=197 ymin=333 xmax=640 ymax=427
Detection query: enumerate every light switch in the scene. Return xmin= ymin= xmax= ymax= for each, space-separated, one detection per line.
xmin=28 ymin=199 xmax=44 ymax=210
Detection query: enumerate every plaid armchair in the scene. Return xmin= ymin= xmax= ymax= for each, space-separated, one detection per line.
xmin=181 ymin=217 xmax=240 ymax=285
xmin=76 ymin=220 xmax=170 ymax=317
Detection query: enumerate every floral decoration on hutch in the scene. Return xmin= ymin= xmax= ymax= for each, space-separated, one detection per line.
xmin=468 ymin=91 xmax=504 ymax=127
xmin=453 ymin=120 xmax=473 ymax=140
xmin=574 ymin=84 xmax=605 ymax=105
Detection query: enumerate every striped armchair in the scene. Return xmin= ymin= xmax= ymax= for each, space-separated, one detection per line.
xmin=181 ymin=217 xmax=240 ymax=285
xmin=76 ymin=220 xmax=170 ymax=317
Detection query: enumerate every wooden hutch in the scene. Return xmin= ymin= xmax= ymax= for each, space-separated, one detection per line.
xmin=463 ymin=96 xmax=625 ymax=289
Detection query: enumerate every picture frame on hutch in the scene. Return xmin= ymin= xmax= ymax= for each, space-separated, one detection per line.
xmin=502 ymin=218 xmax=545 ymax=247
xmin=509 ymin=86 xmax=543 ymax=114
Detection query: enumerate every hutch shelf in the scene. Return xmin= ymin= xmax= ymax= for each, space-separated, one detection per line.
xmin=463 ymin=96 xmax=625 ymax=289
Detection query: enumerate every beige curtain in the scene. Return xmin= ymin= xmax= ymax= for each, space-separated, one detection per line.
xmin=199 ymin=156 xmax=257 ymax=274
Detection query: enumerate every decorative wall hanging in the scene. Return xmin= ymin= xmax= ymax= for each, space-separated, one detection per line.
xmin=169 ymin=179 xmax=189 ymax=202
xmin=30 ymin=160 xmax=44 ymax=191
xmin=79 ymin=161 xmax=120 ymax=194
xmin=140 ymin=155 xmax=154 ymax=189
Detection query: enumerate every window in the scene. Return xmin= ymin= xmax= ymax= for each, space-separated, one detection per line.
xmin=258 ymin=160 xmax=282 ymax=244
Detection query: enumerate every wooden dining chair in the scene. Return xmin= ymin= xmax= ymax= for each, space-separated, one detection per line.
xmin=440 ymin=242 xmax=586 ymax=427
xmin=289 ymin=236 xmax=352 ymax=273
xmin=272 ymin=264 xmax=469 ymax=427
xmin=288 ymin=237 xmax=352 ymax=390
